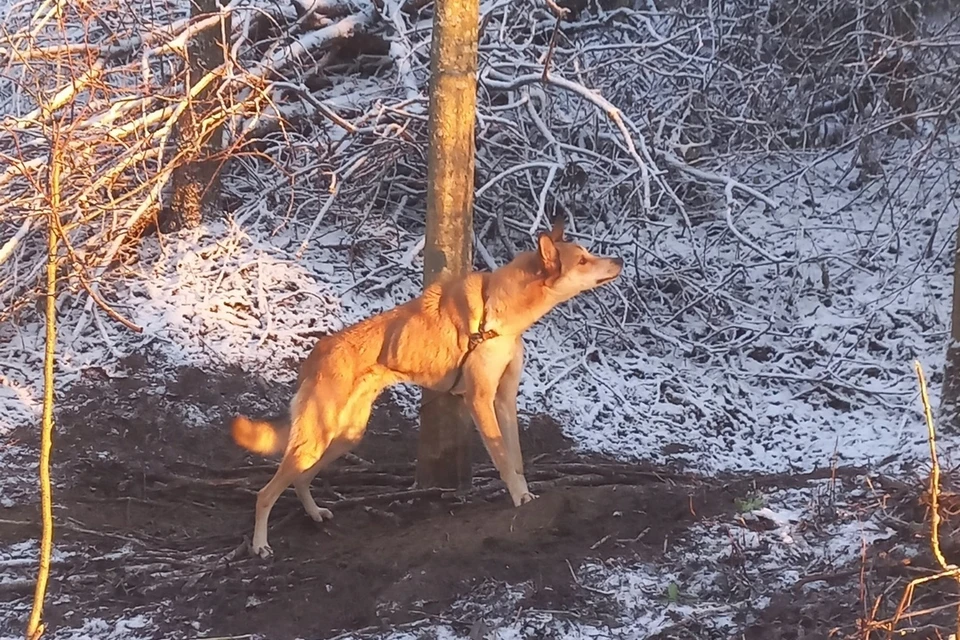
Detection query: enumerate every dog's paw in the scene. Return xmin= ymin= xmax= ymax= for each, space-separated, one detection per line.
xmin=307 ymin=507 xmax=334 ymax=523
xmin=517 ymin=491 xmax=538 ymax=506
xmin=250 ymin=542 xmax=274 ymax=560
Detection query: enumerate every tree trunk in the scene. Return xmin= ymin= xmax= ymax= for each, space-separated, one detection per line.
xmin=940 ymin=222 xmax=960 ymax=433
xmin=416 ymin=0 xmax=480 ymax=490
xmin=169 ymin=0 xmax=229 ymax=230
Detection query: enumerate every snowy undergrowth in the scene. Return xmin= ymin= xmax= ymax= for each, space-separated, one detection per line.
xmin=540 ymin=142 xmax=959 ymax=474
xmin=2 ymin=141 xmax=956 ymax=478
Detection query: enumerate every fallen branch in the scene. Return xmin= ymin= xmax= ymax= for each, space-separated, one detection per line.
xmin=249 ymin=5 xmax=378 ymax=80
xmin=0 ymin=579 xmax=35 ymax=595
xmin=0 ymin=214 xmax=33 ymax=268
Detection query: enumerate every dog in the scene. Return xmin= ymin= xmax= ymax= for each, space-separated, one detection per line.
xmin=231 ymin=218 xmax=623 ymax=558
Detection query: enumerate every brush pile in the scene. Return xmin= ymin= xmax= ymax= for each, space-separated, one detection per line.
xmin=0 ymin=0 xmax=958 ymax=435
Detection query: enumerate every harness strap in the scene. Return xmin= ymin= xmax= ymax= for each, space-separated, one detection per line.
xmin=448 ymin=280 xmax=498 ymax=393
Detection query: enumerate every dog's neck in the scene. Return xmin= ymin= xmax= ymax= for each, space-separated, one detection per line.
xmin=479 ymin=251 xmax=567 ymax=337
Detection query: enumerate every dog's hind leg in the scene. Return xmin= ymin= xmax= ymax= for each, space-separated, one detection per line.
xmin=251 ymin=455 xmax=301 ymax=559
xmin=293 ymin=374 xmax=383 ymax=528
xmin=293 ymin=439 xmax=354 ymax=524
xmin=251 ymin=393 xmax=335 ymax=559
xmin=251 ymin=373 xmax=384 ymax=558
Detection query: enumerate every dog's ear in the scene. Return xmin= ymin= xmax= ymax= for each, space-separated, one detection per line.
xmin=538 ymin=232 xmax=561 ymax=278
xmin=548 ymin=216 xmax=565 ymax=242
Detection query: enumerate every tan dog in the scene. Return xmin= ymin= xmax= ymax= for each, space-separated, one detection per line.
xmin=231 ymin=218 xmax=623 ymax=558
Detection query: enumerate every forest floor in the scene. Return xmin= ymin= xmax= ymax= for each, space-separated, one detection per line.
xmin=2 ymin=351 xmax=957 ymax=640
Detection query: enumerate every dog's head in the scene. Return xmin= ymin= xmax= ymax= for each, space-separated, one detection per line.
xmin=536 ymin=217 xmax=623 ymax=300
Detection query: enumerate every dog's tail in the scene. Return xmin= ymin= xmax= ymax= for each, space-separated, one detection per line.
xmin=231 ymin=416 xmax=290 ymax=456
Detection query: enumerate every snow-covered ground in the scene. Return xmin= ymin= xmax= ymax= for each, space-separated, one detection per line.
xmin=3 ymin=142 xmax=954 ymax=475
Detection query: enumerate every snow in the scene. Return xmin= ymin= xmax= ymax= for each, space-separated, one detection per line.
xmin=0 ymin=615 xmax=155 ymax=640
xmin=128 ymin=220 xmax=349 ymax=376
xmin=0 ymin=540 xmax=72 ymax=582
xmin=542 ymin=147 xmax=957 ymax=473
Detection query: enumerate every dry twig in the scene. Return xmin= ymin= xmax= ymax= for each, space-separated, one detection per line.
xmin=864 ymin=361 xmax=960 ymax=638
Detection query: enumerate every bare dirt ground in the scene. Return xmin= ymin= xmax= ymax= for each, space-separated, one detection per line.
xmin=1 ymin=351 xmax=958 ymax=639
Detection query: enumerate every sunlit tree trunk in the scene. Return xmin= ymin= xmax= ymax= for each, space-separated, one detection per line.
xmin=170 ymin=0 xmax=229 ymax=230
xmin=416 ymin=0 xmax=480 ymax=490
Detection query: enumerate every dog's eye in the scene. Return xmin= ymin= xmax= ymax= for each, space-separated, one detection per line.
xmin=578 ymin=256 xmax=588 ymax=266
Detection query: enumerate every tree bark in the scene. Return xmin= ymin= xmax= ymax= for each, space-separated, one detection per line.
xmin=169 ymin=0 xmax=229 ymax=230
xmin=940 ymin=222 xmax=960 ymax=433
xmin=416 ymin=0 xmax=480 ymax=491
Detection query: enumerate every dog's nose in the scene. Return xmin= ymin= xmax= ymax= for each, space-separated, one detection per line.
xmin=613 ymin=257 xmax=624 ymax=268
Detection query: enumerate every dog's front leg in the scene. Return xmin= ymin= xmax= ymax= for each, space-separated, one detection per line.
xmin=494 ymin=341 xmax=529 ymax=493
xmin=465 ymin=382 xmax=535 ymax=507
